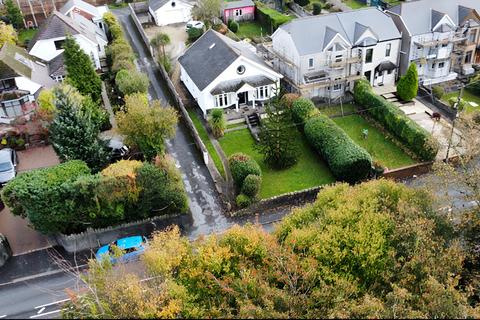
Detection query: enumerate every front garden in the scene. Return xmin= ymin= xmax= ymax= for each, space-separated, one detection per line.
xmin=442 ymin=89 xmax=480 ymax=114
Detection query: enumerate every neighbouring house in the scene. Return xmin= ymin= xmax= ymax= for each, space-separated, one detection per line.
xmin=222 ymin=0 xmax=255 ymax=23
xmin=149 ymin=0 xmax=194 ymax=26
xmin=27 ymin=11 xmax=108 ymax=70
xmin=269 ymin=8 xmax=401 ymax=101
xmin=387 ymin=0 xmax=480 ymax=85
xmin=0 ymin=43 xmax=55 ymax=122
xmin=179 ymin=29 xmax=283 ymax=116
xmin=59 ymin=0 xmax=109 ymax=32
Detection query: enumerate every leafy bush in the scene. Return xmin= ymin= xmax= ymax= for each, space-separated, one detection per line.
xmin=468 ymin=74 xmax=480 ymax=95
xmin=241 ymin=174 xmax=261 ymax=198
xmin=448 ymin=97 xmax=468 ymax=111
xmin=236 ymin=193 xmax=252 ymax=208
xmin=312 ymin=3 xmax=322 ymax=15
xmin=354 ymin=79 xmax=439 ymax=161
xmin=228 ymin=20 xmax=239 ymax=33
xmin=115 ymin=69 xmax=149 ymax=96
xmin=291 ymin=97 xmax=318 ymax=125
xmin=432 ymin=86 xmax=445 ymax=100
xmin=280 ymin=93 xmax=300 ymax=108
xmin=295 ymin=0 xmax=309 ymax=6
xmin=208 ymin=109 xmax=226 ymax=138
xmin=188 ymin=27 xmax=203 ymax=41
xmin=228 ymin=153 xmax=261 ymax=188
xmin=256 ymin=2 xmax=293 ymax=32
xmin=304 ymin=115 xmax=372 ymax=183
xmin=397 ymin=63 xmax=418 ymax=101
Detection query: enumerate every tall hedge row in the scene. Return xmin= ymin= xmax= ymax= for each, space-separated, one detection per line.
xmin=354 ymin=79 xmax=439 ymax=161
xmin=304 ymin=115 xmax=373 ymax=183
xmin=256 ymin=2 xmax=293 ymax=32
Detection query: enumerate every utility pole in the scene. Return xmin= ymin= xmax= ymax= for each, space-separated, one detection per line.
xmin=445 ymin=84 xmax=464 ymax=163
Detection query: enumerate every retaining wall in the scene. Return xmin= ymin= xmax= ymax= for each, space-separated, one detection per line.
xmin=52 ymin=213 xmax=192 ymax=253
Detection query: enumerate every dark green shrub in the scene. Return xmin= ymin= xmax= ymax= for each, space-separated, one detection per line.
xmin=291 ymin=97 xmax=318 ymax=125
xmin=228 ymin=153 xmax=261 ymax=188
xmin=256 ymin=2 xmax=293 ymax=32
xmin=188 ymin=27 xmax=203 ymax=41
xmin=241 ymin=174 xmax=261 ymax=198
xmin=354 ymin=79 xmax=439 ymax=161
xmin=468 ymin=75 xmax=480 ymax=95
xmin=432 ymin=86 xmax=445 ymax=100
xmin=304 ymin=115 xmax=372 ymax=183
xmin=236 ymin=193 xmax=252 ymax=208
xmin=312 ymin=3 xmax=322 ymax=15
xmin=397 ymin=63 xmax=418 ymax=101
xmin=228 ymin=20 xmax=239 ymax=33
xmin=295 ymin=0 xmax=309 ymax=6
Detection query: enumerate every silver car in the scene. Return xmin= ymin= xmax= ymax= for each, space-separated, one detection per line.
xmin=0 ymin=148 xmax=17 ymax=185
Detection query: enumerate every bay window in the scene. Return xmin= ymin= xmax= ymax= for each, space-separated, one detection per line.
xmin=215 ymin=93 xmax=229 ymax=107
xmin=257 ymin=86 xmax=270 ymax=99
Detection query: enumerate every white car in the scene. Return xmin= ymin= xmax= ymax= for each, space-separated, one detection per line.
xmin=0 ymin=148 xmax=17 ymax=186
xmin=186 ymin=21 xmax=204 ymax=30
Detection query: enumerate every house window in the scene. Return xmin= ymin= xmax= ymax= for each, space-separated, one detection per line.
xmin=465 ymin=51 xmax=473 ymax=64
xmin=365 ymin=48 xmax=373 ymax=63
xmin=468 ymin=29 xmax=477 ymax=43
xmin=54 ymin=39 xmax=65 ymax=50
xmin=333 ymin=83 xmax=342 ymax=91
xmin=431 ymin=63 xmax=436 ymax=68
xmin=257 ymin=86 xmax=269 ymax=99
xmin=215 ymin=93 xmax=229 ymax=107
xmin=442 ymin=43 xmax=448 ymax=48
xmin=308 ymin=58 xmax=314 ymax=69
xmin=235 ymin=9 xmax=242 ymax=16
xmin=438 ymin=62 xmax=445 ymax=68
xmin=385 ymin=43 xmax=391 ymax=57
xmin=54 ymin=75 xmax=65 ymax=82
xmin=335 ymin=54 xmax=342 ymax=62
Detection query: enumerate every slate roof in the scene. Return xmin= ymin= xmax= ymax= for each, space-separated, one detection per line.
xmin=278 ymin=7 xmax=400 ymax=56
xmin=60 ymin=0 xmax=100 ymax=17
xmin=48 ymin=53 xmax=66 ymax=77
xmin=28 ymin=11 xmax=98 ymax=51
xmin=210 ymin=75 xmax=274 ymax=94
xmin=388 ymin=0 xmax=480 ymax=35
xmin=224 ymin=0 xmax=254 ymax=10
xmin=179 ymin=29 xmax=270 ymax=91
xmin=149 ymin=0 xmax=169 ymax=11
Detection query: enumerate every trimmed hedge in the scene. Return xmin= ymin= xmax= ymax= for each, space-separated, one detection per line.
xmin=304 ymin=115 xmax=372 ymax=183
xmin=291 ymin=97 xmax=318 ymax=125
xmin=236 ymin=193 xmax=252 ymax=208
xmin=256 ymin=2 xmax=293 ymax=32
xmin=241 ymin=174 xmax=261 ymax=198
xmin=228 ymin=153 xmax=261 ymax=188
xmin=354 ymin=79 xmax=439 ymax=161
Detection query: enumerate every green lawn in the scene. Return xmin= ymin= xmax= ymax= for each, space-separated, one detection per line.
xmin=236 ymin=21 xmax=268 ymax=39
xmin=219 ymin=129 xmax=335 ymax=199
xmin=442 ymin=89 xmax=480 ymax=113
xmin=17 ymin=29 xmax=38 ymax=48
xmin=343 ymin=0 xmax=367 ymax=9
xmin=333 ymin=115 xmax=416 ymax=170
xmin=319 ymin=103 xmax=357 ymax=117
xmin=108 ymin=2 xmax=128 ymax=9
xmin=187 ymin=109 xmax=226 ymax=178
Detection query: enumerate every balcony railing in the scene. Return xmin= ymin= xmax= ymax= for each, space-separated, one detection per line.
xmin=414 ymin=32 xmax=467 ymax=47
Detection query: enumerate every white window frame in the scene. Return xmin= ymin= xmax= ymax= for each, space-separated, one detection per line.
xmin=235 ymin=9 xmax=242 ymax=16
xmin=215 ymin=93 xmax=229 ymax=107
xmin=438 ymin=62 xmax=445 ymax=69
xmin=257 ymin=85 xmax=270 ymax=100
xmin=308 ymin=57 xmax=314 ymax=69
xmin=385 ymin=43 xmax=391 ymax=57
xmin=333 ymin=83 xmax=342 ymax=91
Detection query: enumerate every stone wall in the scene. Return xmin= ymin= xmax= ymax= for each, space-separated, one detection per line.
xmin=52 ymin=213 xmax=192 ymax=253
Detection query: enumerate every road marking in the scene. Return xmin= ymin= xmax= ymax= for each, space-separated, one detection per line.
xmin=37 ymin=307 xmax=45 ymax=314
xmin=29 ymin=310 xmax=61 ymax=319
xmin=35 ymin=298 xmax=70 ymax=309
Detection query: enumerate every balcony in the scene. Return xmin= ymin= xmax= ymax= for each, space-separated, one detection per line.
xmin=327 ymin=55 xmax=361 ymax=68
xmin=414 ymin=33 xmax=466 ymax=48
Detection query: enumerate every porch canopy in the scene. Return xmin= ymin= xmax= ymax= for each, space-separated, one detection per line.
xmin=210 ymin=75 xmax=275 ymax=95
xmin=375 ymin=61 xmax=396 ymax=73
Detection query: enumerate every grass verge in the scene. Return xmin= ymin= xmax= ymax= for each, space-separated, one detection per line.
xmin=442 ymin=89 xmax=480 ymax=113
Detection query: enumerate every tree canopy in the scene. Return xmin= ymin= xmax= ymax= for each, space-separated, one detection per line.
xmin=0 ymin=21 xmax=17 ymax=47
xmin=115 ymin=69 xmax=149 ymax=96
xmin=4 ymin=0 xmax=23 ymax=29
xmin=397 ymin=63 xmax=419 ymax=101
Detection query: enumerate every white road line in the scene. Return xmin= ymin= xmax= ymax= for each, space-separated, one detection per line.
xmin=37 ymin=307 xmax=45 ymax=314
xmin=29 ymin=310 xmax=61 ymax=319
xmin=34 ymin=298 xmax=70 ymax=309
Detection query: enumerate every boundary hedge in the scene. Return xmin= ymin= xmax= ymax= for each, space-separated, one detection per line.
xmin=255 ymin=2 xmax=293 ymax=33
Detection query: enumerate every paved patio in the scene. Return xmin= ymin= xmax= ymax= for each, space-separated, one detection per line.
xmin=0 ymin=146 xmax=59 ymax=255
xmin=144 ymin=23 xmax=188 ymax=60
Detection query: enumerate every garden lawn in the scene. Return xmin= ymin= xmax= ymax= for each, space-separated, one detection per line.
xmin=319 ymin=103 xmax=356 ymax=117
xmin=219 ymin=129 xmax=335 ymax=199
xmin=236 ymin=21 xmax=268 ymax=39
xmin=442 ymin=89 xmax=480 ymax=113
xmin=17 ymin=29 xmax=38 ymax=48
xmin=188 ymin=109 xmax=226 ymax=178
xmin=343 ymin=0 xmax=367 ymax=9
xmin=333 ymin=115 xmax=416 ymax=170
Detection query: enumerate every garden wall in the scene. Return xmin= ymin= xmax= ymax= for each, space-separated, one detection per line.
xmin=230 ymin=186 xmax=323 ymax=217
xmin=52 ymin=213 xmax=192 ymax=253
xmin=128 ymin=5 xmax=226 ymax=197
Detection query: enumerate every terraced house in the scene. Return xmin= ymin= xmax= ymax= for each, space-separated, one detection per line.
xmin=268 ymin=8 xmax=401 ymax=101
xmin=387 ymin=0 xmax=480 ymax=85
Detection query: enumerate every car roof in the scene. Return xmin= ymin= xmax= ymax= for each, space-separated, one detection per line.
xmin=115 ymin=236 xmax=143 ymax=249
xmin=0 ymin=148 xmax=12 ymax=162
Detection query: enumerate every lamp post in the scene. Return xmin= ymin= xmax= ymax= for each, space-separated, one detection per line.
xmin=445 ymin=84 xmax=464 ymax=163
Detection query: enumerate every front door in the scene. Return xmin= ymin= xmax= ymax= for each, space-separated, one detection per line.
xmin=237 ymin=92 xmax=247 ymax=105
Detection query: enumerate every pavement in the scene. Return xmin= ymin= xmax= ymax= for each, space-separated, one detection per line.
xmin=0 ymin=146 xmax=60 ymax=255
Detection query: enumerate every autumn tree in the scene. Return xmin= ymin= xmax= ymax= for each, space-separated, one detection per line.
xmin=4 ymin=0 xmax=23 ymax=29
xmin=0 ymin=21 xmax=17 ymax=47
xmin=49 ymin=85 xmax=109 ymax=172
xmin=116 ymin=94 xmax=178 ymax=160
xmin=63 ymin=36 xmax=102 ymax=101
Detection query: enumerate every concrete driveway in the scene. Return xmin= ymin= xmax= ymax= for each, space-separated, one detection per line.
xmin=0 ymin=146 xmax=59 ymax=255
xmin=144 ymin=22 xmax=189 ymax=60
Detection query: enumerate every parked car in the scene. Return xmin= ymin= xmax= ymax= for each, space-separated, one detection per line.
xmin=186 ymin=20 xmax=204 ymax=30
xmin=96 ymin=236 xmax=148 ymax=264
xmin=0 ymin=148 xmax=17 ymax=186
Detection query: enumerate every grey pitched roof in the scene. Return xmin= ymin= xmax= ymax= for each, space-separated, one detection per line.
xmin=149 ymin=0 xmax=169 ymax=11
xmin=323 ymin=27 xmax=339 ymax=50
xmin=278 ymin=7 xmax=400 ymax=56
xmin=48 ymin=53 xmax=66 ymax=77
xmin=60 ymin=0 xmax=100 ymax=17
xmin=431 ymin=9 xmax=446 ymax=29
xmin=388 ymin=0 xmax=480 ymax=35
xmin=179 ymin=29 xmax=270 ymax=91
xmin=28 ymin=11 xmax=99 ymax=51
xmin=224 ymin=0 xmax=254 ymax=10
